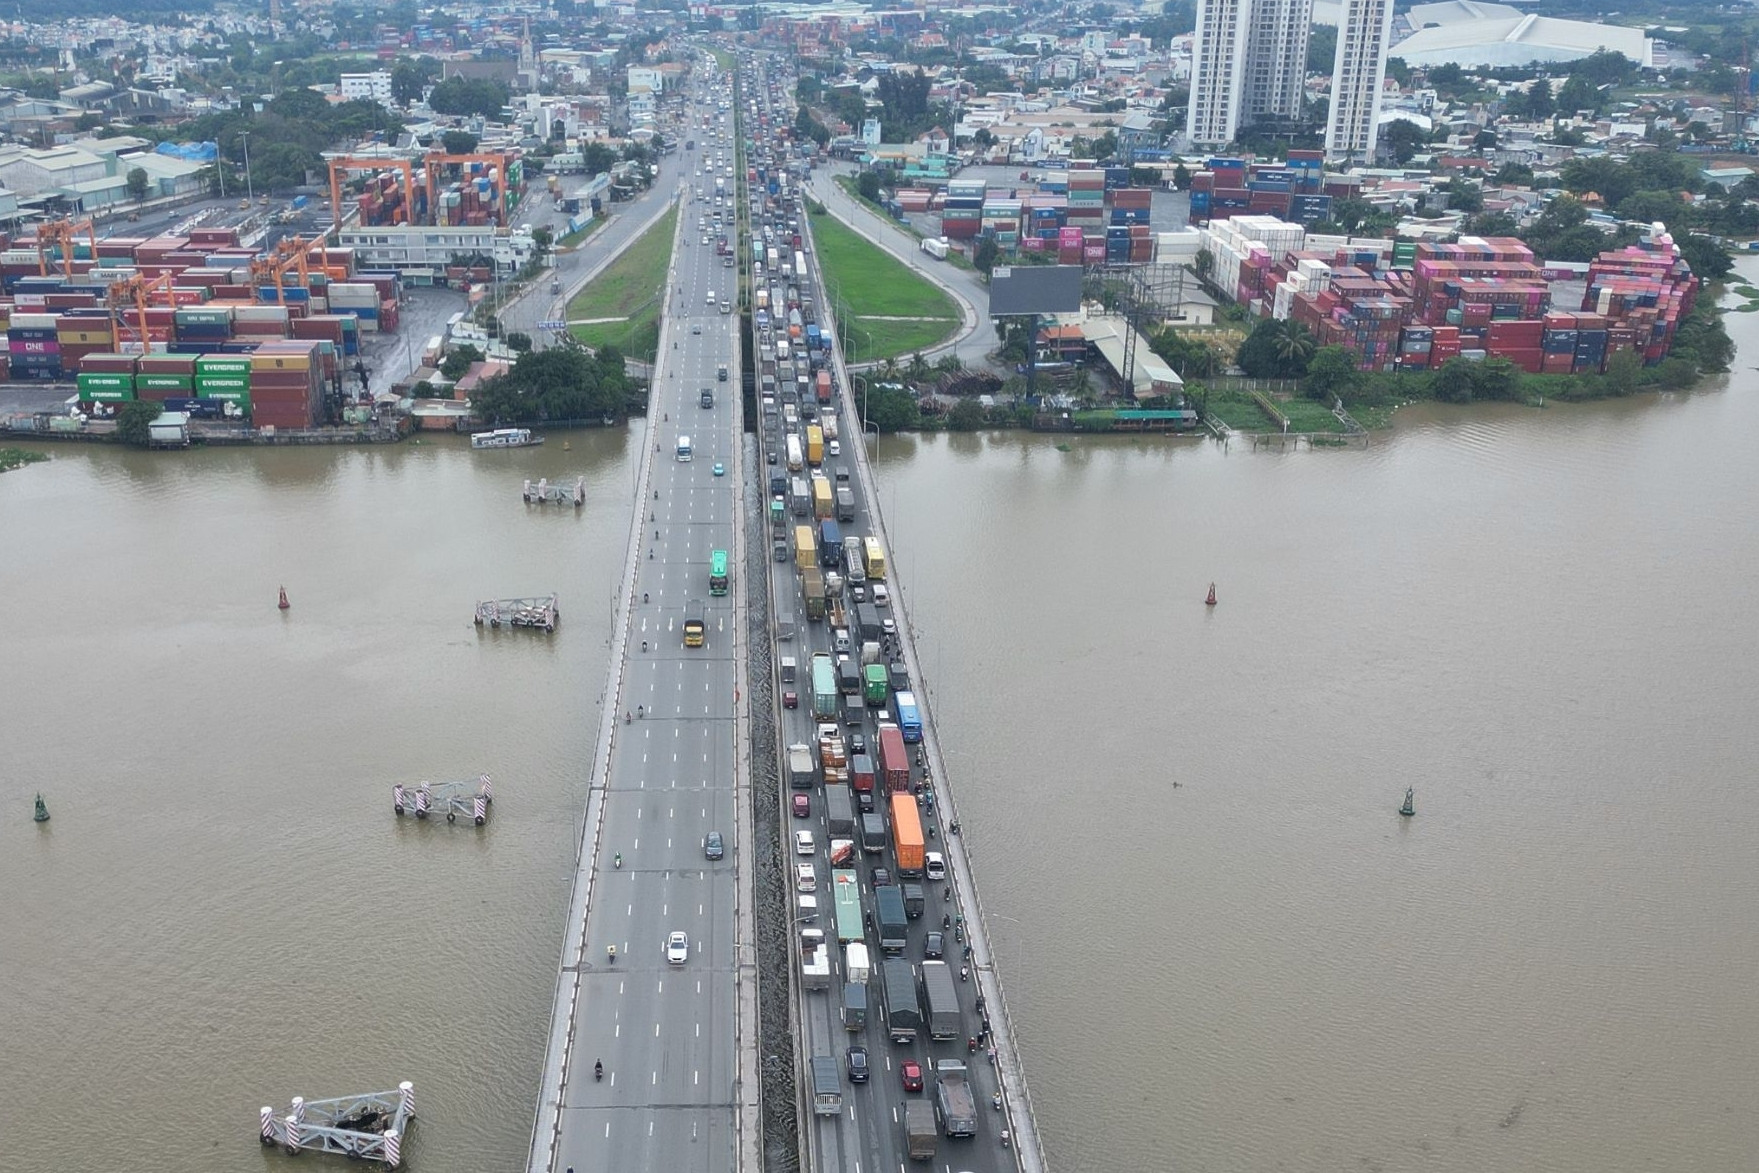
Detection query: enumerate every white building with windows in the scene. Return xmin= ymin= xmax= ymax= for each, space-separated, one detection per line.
xmin=340 ymin=71 xmax=395 ymax=108
xmin=1187 ymin=0 xmax=1313 ymax=146
xmin=1326 ymin=0 xmax=1397 ymax=162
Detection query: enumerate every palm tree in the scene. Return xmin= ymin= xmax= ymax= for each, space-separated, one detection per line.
xmin=879 ymin=355 xmax=901 ymax=383
xmin=906 ymin=351 xmax=932 ymax=383
xmin=1271 ymin=320 xmax=1316 ymax=373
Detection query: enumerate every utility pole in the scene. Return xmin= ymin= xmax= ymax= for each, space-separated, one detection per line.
xmin=240 ymin=131 xmax=254 ymax=203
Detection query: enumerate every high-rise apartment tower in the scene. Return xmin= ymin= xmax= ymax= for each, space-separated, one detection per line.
xmin=1325 ymin=0 xmax=1397 ymax=161
xmin=1186 ymin=0 xmax=1313 ymax=146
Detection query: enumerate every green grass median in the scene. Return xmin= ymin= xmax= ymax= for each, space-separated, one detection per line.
xmin=809 ymin=210 xmax=960 ymax=363
xmin=566 ymin=205 xmax=678 ymax=361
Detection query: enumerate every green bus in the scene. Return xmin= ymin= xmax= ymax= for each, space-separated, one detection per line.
xmin=709 ymin=549 xmax=729 ymax=596
xmin=832 ymin=869 xmax=863 ymax=943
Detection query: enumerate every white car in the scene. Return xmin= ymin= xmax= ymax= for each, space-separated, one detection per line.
xmin=924 ymin=852 xmax=946 ymax=881
xmin=828 ymin=439 xmax=841 ymax=457
xmin=794 ymin=830 xmax=816 ymax=856
xmin=666 ymin=930 xmax=690 ymax=965
xmin=872 ymin=584 xmax=890 ymax=607
xmin=795 ymin=862 xmax=817 ymax=893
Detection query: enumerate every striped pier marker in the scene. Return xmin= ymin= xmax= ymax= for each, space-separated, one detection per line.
xmin=399 ymin=1081 xmax=415 ymax=1118
xmin=393 ymin=784 xmax=405 ymax=815
xmin=259 ymin=1106 xmax=275 ymax=1145
xmin=479 ymin=775 xmax=493 ymax=805
xmin=473 ymin=796 xmax=487 ymax=826
xmin=415 ymin=785 xmax=430 ymax=818
xmin=383 ymin=1128 xmax=401 ymax=1167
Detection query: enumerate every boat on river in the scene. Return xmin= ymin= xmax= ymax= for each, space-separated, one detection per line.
xmin=471 ymin=428 xmax=544 ymax=450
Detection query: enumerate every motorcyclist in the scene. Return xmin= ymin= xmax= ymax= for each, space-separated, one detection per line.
xmin=594 ymin=1061 xmax=603 ymax=1081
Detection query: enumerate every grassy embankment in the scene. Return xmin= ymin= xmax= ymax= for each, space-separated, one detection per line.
xmin=809 ymin=210 xmax=961 ymax=362
xmin=833 ymin=175 xmax=977 ymax=272
xmin=566 ymin=205 xmax=678 ymax=362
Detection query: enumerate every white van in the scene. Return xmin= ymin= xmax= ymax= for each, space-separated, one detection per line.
xmin=676 ymin=435 xmax=693 ymax=461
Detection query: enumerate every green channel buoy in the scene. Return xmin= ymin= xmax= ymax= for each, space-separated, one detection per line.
xmin=34 ymin=793 xmax=50 ymax=823
xmin=1399 ymin=787 xmax=1415 ymax=817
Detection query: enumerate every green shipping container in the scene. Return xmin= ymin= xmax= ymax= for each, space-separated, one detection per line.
xmin=1392 ymin=242 xmax=1418 ymax=268
xmin=175 ymin=309 xmax=233 ymax=325
xmin=135 ymin=373 xmax=194 ymax=392
xmin=197 ymin=388 xmax=251 ymax=404
xmin=77 ymin=375 xmax=136 ymax=402
xmin=195 ymin=355 xmax=251 ymax=375
xmin=78 ymin=371 xmax=132 ymax=390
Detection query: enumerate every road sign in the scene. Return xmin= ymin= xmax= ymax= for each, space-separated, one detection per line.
xmin=538 ymin=320 xmax=568 ymax=330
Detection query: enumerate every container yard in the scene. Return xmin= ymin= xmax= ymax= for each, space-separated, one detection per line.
xmin=0 ymin=216 xmax=417 ymax=433
xmin=1197 ymin=216 xmax=1701 ymax=375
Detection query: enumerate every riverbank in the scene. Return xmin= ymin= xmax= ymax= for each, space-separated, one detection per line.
xmin=0 ymin=446 xmax=48 ymax=471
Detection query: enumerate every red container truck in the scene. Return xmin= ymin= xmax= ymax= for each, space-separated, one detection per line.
xmin=877 ymin=724 xmax=910 ymax=793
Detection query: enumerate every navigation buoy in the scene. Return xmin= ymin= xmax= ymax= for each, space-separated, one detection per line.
xmin=1399 ymin=787 xmax=1415 ymax=817
xmin=1205 ymin=582 xmax=1217 ymax=606
xmin=33 ymin=793 xmax=49 ymax=823
xmin=278 ymin=586 xmax=290 ymax=611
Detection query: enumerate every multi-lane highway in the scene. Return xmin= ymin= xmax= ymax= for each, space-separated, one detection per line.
xmin=740 ymin=53 xmax=1026 ymax=1173
xmin=535 ymin=58 xmax=751 ymax=1173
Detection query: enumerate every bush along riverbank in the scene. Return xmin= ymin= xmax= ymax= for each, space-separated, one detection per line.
xmin=1 ymin=447 xmax=50 ymax=472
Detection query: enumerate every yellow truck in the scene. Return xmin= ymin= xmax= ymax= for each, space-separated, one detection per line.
xmin=806 ymin=424 xmax=824 ymax=466
xmin=795 ymin=524 xmax=817 ymax=571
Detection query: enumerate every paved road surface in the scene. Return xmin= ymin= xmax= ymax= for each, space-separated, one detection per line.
xmin=805 ymin=163 xmax=997 ymax=370
xmin=544 ymin=82 xmax=750 ymax=1173
xmin=746 ymin=56 xmax=1027 ymax=1173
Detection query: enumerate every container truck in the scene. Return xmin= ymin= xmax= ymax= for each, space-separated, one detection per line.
xmin=905 ymin=1100 xmax=938 ymax=1160
xmin=933 ymin=1058 xmax=977 ymax=1137
xmin=825 ymin=785 xmax=855 ymax=838
xmin=788 ymin=743 xmax=815 ymax=790
xmin=857 ymin=603 xmax=883 ymax=642
xmin=810 ymin=1055 xmax=843 ymax=1116
xmin=811 ymin=475 xmax=834 ymax=521
xmin=875 ymin=884 xmax=908 ymax=955
xmin=842 ymin=981 xmax=867 ymax=1031
xmin=850 ymin=754 xmax=876 ymax=804
xmin=794 ymin=524 xmax=816 ymax=571
xmin=921 ymin=960 xmax=963 ymax=1041
xmin=832 ymin=869 xmax=863 ymax=943
xmin=815 ymin=369 xmax=833 ymax=404
xmin=877 ymin=724 xmax=911 ymax=793
xmin=801 ymin=568 xmax=827 ymax=620
xmin=844 ymin=940 xmax=870 ymax=984
xmin=806 ymin=424 xmax=824 ymax=466
xmin=818 ymin=519 xmax=843 ymax=567
xmin=902 ymin=882 xmax=925 ymax=919
xmin=864 ymin=663 xmax=890 ymax=705
xmin=836 ymin=486 xmax=856 ymax=523
xmin=789 ymin=475 xmax=809 ymax=517
xmin=861 ymin=812 xmax=887 ymax=854
xmin=890 ymin=792 xmax=925 ymax=877
xmin=811 ymin=654 xmax=838 ymax=719
xmin=882 ymin=958 xmax=922 ymax=1043
xmin=817 ymin=723 xmax=848 ymax=785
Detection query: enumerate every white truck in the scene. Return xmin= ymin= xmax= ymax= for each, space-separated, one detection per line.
xmin=844 ymin=940 xmax=870 ymax=985
xmin=801 ymin=927 xmax=831 ymax=991
xmin=921 ymin=236 xmax=949 ymax=260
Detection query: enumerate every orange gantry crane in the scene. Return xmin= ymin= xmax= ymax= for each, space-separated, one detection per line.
xmin=36 ymin=216 xmax=98 ymax=278
xmin=106 ymin=271 xmax=177 ymax=348
xmin=327 ymin=154 xmax=417 ymax=230
xmin=250 ymin=234 xmax=327 ymax=305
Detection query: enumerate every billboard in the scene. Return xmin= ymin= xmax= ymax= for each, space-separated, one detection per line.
xmin=988 ymin=265 xmax=1083 ymax=316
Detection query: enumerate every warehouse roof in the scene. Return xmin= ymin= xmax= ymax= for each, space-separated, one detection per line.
xmin=1392 ymin=14 xmax=1653 ymax=68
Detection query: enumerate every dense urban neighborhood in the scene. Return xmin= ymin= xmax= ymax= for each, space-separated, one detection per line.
xmin=0 ymin=0 xmax=1751 ymax=438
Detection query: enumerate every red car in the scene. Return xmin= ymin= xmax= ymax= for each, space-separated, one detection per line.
xmin=793 ymin=793 xmax=811 ymax=818
xmin=783 ymin=690 xmax=798 ymax=709
xmin=900 ymin=1059 xmax=923 ymax=1093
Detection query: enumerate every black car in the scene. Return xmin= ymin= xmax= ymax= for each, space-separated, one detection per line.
xmin=870 ymin=866 xmax=892 ymax=888
xmin=770 ymin=474 xmax=786 ymax=495
xmin=846 ymin=1045 xmax=869 ymax=1083
xmin=848 ymin=732 xmax=868 ymax=758
xmin=767 ymin=450 xmax=778 ymax=465
xmin=700 ymin=389 xmax=714 ymax=408
xmin=703 ymin=831 xmax=725 ymax=860
xmin=923 ymin=932 xmax=944 ymax=960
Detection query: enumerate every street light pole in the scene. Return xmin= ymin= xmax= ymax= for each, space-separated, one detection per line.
xmin=239 ymin=131 xmax=254 ymax=203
